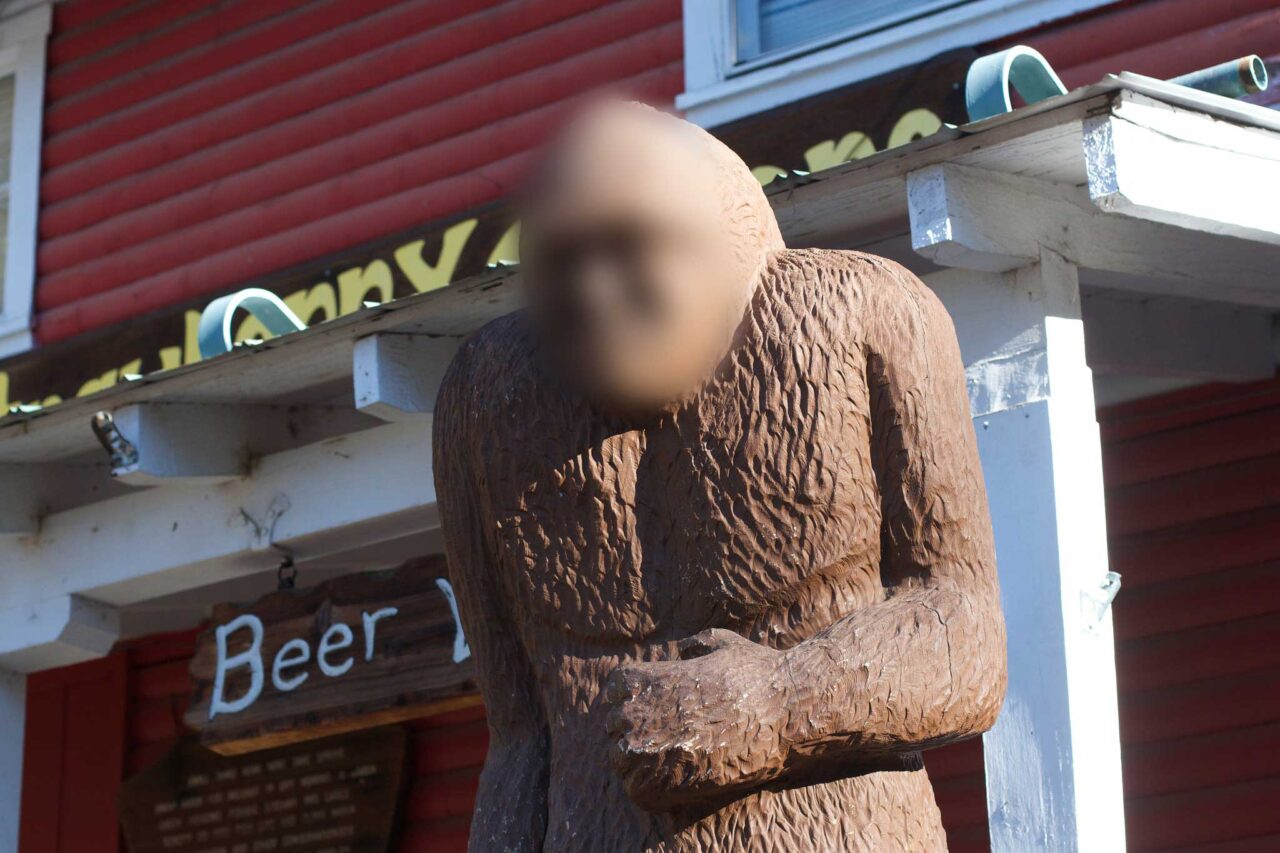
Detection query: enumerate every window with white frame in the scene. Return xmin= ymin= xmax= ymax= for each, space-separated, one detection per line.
xmin=679 ymin=0 xmax=1111 ymax=128
xmin=735 ymin=0 xmax=973 ymax=68
xmin=0 ymin=0 xmax=50 ymax=359
xmin=0 ymin=73 xmax=12 ymax=286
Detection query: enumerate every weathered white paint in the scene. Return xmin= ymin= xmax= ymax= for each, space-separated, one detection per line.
xmin=208 ymin=597 xmax=460 ymax=720
xmin=0 ymin=593 xmax=118 ymax=673
xmin=273 ymin=638 xmax=310 ymax=692
xmin=927 ymin=270 xmax=1041 ymax=415
xmin=0 ymin=668 xmax=22 ymax=853
xmin=108 ymin=403 xmax=251 ymax=485
xmin=210 ymin=614 xmax=265 ymax=719
xmin=434 ymin=578 xmax=472 ymax=664
xmin=678 ymin=0 xmax=1109 ymax=127
xmin=0 ymin=464 xmax=38 ymax=535
xmin=0 ymin=0 xmax=51 ymax=359
xmin=925 ymin=251 xmax=1126 ymax=851
xmin=1085 ymin=92 xmax=1280 ymax=246
xmin=1082 ymin=293 xmax=1276 ymax=380
xmin=353 ymin=333 xmax=461 ymax=422
xmin=0 ymin=418 xmax=438 ymax=670
xmin=908 ymin=162 xmax=1037 ymax=272
xmin=316 ymin=623 xmax=355 ymax=677
xmin=908 ymin=161 xmax=1280 ymax=307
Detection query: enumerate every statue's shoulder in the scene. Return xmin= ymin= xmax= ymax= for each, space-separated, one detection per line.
xmin=771 ymin=248 xmax=924 ymax=293
xmin=435 ymin=310 xmax=539 ymax=435
xmin=766 ymin=248 xmax=935 ymax=331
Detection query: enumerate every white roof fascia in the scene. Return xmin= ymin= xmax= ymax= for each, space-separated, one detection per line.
xmin=0 ymin=78 xmax=1278 ymax=668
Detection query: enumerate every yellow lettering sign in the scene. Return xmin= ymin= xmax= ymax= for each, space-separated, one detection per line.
xmin=804 ymin=131 xmax=876 ymax=172
xmin=395 ymin=218 xmax=478 ymax=294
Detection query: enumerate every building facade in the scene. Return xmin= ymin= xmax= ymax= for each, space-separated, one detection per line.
xmin=1 ymin=1 xmax=1278 ymax=850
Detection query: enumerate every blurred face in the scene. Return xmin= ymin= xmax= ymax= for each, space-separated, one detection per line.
xmin=521 ymin=109 xmax=756 ymax=419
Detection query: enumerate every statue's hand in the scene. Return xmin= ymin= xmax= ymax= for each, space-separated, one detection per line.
xmin=603 ymin=628 xmax=790 ymax=812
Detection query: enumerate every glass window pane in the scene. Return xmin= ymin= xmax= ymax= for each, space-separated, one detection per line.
xmin=738 ymin=0 xmax=971 ymax=62
xmin=0 ymin=183 xmax=7 ymax=292
xmin=0 ymin=75 xmax=13 ymax=186
xmin=0 ymin=74 xmax=11 ymax=293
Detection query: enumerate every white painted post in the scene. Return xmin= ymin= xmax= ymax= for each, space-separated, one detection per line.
xmin=924 ymin=252 xmax=1126 ymax=852
xmin=0 ymin=669 xmax=24 ymax=852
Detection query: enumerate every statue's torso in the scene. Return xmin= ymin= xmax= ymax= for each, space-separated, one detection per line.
xmin=464 ymin=250 xmax=945 ymax=851
xmin=480 ymin=251 xmax=886 ymax=649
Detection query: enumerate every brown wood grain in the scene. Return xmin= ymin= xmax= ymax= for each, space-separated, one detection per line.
xmin=187 ymin=556 xmax=478 ymax=754
xmin=118 ymin=727 xmax=409 ymax=853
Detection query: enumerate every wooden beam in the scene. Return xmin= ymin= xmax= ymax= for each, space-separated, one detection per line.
xmin=908 ymin=162 xmax=1280 ymax=307
xmin=0 ymin=594 xmax=119 ymax=672
xmin=0 ymin=420 xmax=438 ymax=647
xmin=353 ymin=334 xmax=461 ymax=422
xmin=0 ymin=465 xmax=39 ymax=536
xmin=1085 ymin=92 xmax=1280 ymax=247
xmin=908 ymin=163 xmax=1035 ymax=272
xmin=1082 ymin=294 xmax=1276 ymax=380
xmin=106 ymin=403 xmax=248 ymax=485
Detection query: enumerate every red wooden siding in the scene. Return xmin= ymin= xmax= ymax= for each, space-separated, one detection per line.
xmin=18 ymin=626 xmax=986 ymax=850
xmin=34 ymin=0 xmax=1279 ymax=346
xmin=1100 ymin=378 xmax=1280 ymax=851
xmin=1013 ymin=0 xmax=1280 ymax=110
xmin=399 ymin=707 xmax=489 ymax=851
xmin=35 ymin=0 xmax=683 ymax=343
xmin=926 ymin=739 xmax=989 ymax=853
xmin=118 ymin=628 xmax=490 ymax=852
xmin=19 ymin=654 xmax=128 ymax=853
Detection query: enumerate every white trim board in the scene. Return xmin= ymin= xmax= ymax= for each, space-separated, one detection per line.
xmin=0 ymin=81 xmax=1277 ymax=667
xmin=678 ymin=0 xmax=1111 ymax=128
xmin=0 ymin=0 xmax=51 ymax=359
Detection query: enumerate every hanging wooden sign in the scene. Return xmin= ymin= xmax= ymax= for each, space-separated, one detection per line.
xmin=187 ymin=555 xmax=478 ymax=755
xmin=118 ymin=727 xmax=408 ymax=853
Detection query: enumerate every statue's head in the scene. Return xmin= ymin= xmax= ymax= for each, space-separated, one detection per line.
xmin=520 ymin=101 xmax=784 ymax=420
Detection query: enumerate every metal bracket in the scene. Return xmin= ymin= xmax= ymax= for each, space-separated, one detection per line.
xmin=90 ymin=410 xmax=139 ymax=473
xmin=965 ymin=45 xmax=1068 ymax=123
xmin=1081 ymin=571 xmax=1123 ymax=632
xmin=197 ymin=288 xmax=307 ymax=359
xmin=967 ymin=46 xmax=1270 ymax=124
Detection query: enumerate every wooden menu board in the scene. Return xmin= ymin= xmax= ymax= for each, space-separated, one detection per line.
xmin=187 ymin=556 xmax=479 ymax=754
xmin=118 ymin=726 xmax=408 ymax=853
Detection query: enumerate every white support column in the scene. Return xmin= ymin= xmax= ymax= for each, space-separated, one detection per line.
xmin=976 ymin=254 xmax=1123 ymax=852
xmin=921 ymin=250 xmax=1126 ymax=847
xmin=0 ymin=669 xmax=23 ymax=853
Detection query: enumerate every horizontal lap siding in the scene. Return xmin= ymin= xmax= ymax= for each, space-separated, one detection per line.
xmin=36 ymin=0 xmax=683 ymax=343
xmin=926 ymin=739 xmax=990 ymax=853
xmin=1100 ymin=378 xmax=1280 ymax=851
xmin=20 ymin=655 xmax=128 ymax=853
xmin=119 ymin=628 xmax=490 ymax=852
xmin=1013 ymin=0 xmax=1280 ymax=110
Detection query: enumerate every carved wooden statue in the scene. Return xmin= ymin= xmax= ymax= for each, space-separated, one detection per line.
xmin=435 ymin=102 xmax=1007 ymax=851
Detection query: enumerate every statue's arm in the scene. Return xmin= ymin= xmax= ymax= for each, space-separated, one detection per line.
xmin=776 ymin=259 xmax=1007 ymax=759
xmin=606 ymin=260 xmax=1006 ymax=811
xmin=435 ymin=349 xmax=550 ymax=851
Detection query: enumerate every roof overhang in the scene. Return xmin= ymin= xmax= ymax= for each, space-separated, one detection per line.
xmin=1 ymin=75 xmax=1277 ymax=669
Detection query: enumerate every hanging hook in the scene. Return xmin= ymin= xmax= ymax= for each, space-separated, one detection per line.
xmin=276 ymin=553 xmax=298 ymax=591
